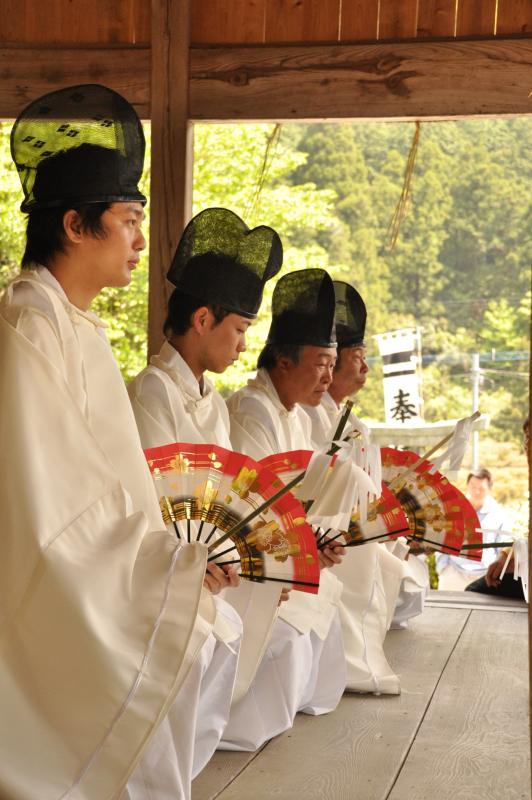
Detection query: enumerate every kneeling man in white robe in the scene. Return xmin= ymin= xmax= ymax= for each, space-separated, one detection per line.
xmin=1 ymin=84 xmax=234 ymax=800
xmin=129 ymin=208 xmax=295 ymax=756
xmin=226 ymin=268 xmax=348 ymax=739
xmin=305 ymin=281 xmax=429 ymax=693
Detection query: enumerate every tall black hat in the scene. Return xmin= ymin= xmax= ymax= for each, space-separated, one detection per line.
xmin=333 ymin=281 xmax=366 ymax=347
xmin=167 ymin=207 xmax=283 ymax=319
xmin=267 ymin=269 xmax=336 ymax=347
xmin=11 ymin=84 xmax=146 ymax=212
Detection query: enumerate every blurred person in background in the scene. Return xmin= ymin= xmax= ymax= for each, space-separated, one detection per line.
xmin=436 ymin=467 xmax=511 ymax=591
xmin=464 ymin=417 xmax=528 ymax=600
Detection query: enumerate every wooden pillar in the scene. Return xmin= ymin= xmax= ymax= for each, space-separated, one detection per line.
xmin=149 ymin=0 xmax=194 ymax=357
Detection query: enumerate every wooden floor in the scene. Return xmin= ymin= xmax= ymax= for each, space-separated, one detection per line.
xmin=193 ymin=593 xmax=529 ymax=800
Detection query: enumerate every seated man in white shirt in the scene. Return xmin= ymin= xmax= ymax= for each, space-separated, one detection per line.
xmin=437 ymin=467 xmax=511 ymax=591
xmin=466 ymin=418 xmax=528 ymax=600
xmin=227 ymin=268 xmax=348 ymax=714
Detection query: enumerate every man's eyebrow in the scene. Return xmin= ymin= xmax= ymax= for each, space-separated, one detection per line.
xmin=124 ymin=205 xmax=146 ymax=221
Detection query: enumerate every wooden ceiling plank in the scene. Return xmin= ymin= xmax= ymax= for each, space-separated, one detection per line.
xmin=264 ymin=0 xmax=341 ymax=43
xmin=191 ymin=0 xmax=266 ymax=44
xmin=189 ymin=38 xmax=532 ymax=120
xmin=496 ymin=0 xmax=532 ymax=35
xmin=378 ymin=0 xmax=419 ymax=39
xmin=456 ymin=0 xmax=497 ymax=36
xmin=0 ymin=0 xmax=140 ymax=44
xmin=133 ymin=0 xmax=151 ymax=44
xmin=416 ymin=0 xmax=456 ymax=38
xmin=339 ymin=0 xmax=379 ymax=41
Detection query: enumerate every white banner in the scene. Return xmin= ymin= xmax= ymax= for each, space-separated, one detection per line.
xmin=374 ymin=328 xmax=423 ymax=425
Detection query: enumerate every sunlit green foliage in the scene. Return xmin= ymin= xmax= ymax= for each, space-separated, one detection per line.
xmin=0 ymin=119 xmax=529 ymax=438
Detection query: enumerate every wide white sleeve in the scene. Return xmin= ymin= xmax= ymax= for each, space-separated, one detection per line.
xmin=128 ymin=370 xmax=181 ymax=449
xmin=227 ymin=394 xmax=281 ymax=460
xmin=0 ymin=308 xmax=213 ymax=800
xmin=10 ymin=305 xmax=67 ymax=379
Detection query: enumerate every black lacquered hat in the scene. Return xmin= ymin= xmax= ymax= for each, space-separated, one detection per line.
xmin=11 ymin=84 xmax=146 ymax=212
xmin=167 ymin=207 xmax=283 ymax=319
xmin=333 ymin=281 xmax=366 ymax=347
xmin=267 ymin=269 xmax=337 ymax=347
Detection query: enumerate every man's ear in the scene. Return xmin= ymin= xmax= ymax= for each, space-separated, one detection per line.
xmin=277 ymin=356 xmax=293 ymax=373
xmin=62 ymin=210 xmax=83 ymax=244
xmin=191 ymin=306 xmax=211 ymax=334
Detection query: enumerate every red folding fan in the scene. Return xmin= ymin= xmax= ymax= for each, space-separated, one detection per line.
xmin=380 ymin=447 xmax=482 ymax=560
xmin=145 ymin=442 xmax=320 ymax=593
xmin=260 ymin=450 xmax=410 ymax=549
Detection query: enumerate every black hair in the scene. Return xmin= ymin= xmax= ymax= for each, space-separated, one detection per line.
xmin=466 ymin=468 xmax=493 ymax=489
xmin=333 ymin=344 xmax=349 ymax=372
xmin=333 ymin=343 xmax=365 ymax=372
xmin=163 ymin=288 xmax=230 ymax=337
xmin=257 ymin=343 xmax=302 ymax=371
xmin=22 ymin=202 xmax=111 ymax=268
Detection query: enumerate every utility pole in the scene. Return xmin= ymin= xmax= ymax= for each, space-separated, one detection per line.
xmin=471 ymin=353 xmax=480 ymax=469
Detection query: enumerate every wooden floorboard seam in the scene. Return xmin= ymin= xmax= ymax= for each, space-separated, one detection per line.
xmin=209 ymin=742 xmax=269 ymax=799
xmin=382 ymin=609 xmax=472 ymax=800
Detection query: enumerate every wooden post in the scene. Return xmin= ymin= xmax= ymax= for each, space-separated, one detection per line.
xmin=149 ymin=0 xmax=194 ymax=357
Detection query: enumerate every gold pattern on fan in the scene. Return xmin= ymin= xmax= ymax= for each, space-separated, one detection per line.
xmin=169 ymin=453 xmax=191 ymax=473
xmin=162 ymin=494 xmax=176 ymax=523
xmin=232 ymin=466 xmax=259 ymax=499
xmin=238 ymin=555 xmax=264 ymax=579
xmin=194 ymin=479 xmax=219 ymax=510
xmin=160 ymin=498 xmax=241 ymax=531
xmin=344 ymin=519 xmax=364 ymax=545
xmin=279 ymin=510 xmax=306 ymax=530
xmin=247 ymin=520 xmax=302 ymax=563
xmin=208 ymin=452 xmax=223 ymax=469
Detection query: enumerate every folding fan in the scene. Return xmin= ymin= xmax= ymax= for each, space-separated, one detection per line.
xmin=380 ymin=447 xmax=482 ymax=560
xmin=260 ymin=450 xmax=334 ymax=539
xmin=145 ymin=442 xmax=320 ymax=593
xmin=260 ymin=450 xmax=408 ymax=549
xmin=339 ymin=484 xmax=411 ymax=548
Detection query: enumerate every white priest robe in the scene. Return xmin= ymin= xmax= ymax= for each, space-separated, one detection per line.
xmin=128 ymin=344 xmax=245 ymax=778
xmin=0 ymin=268 xmax=215 ymax=800
xmin=129 ymin=345 xmax=284 ymax=759
xmin=303 ymin=391 xmax=340 ymax=446
xmin=304 ymin=392 xmax=429 ymax=633
xmin=226 ymin=369 xmax=346 ymax=732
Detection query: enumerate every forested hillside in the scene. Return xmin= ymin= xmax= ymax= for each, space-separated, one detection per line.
xmin=1 ymin=119 xmax=530 ymax=446
xmin=193 ymin=120 xmax=530 ymax=445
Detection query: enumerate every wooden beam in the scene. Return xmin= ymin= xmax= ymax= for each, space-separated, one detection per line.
xmin=149 ymin=0 xmax=193 ymax=357
xmin=2 ymin=37 xmax=532 ymax=124
xmin=189 ymin=37 xmax=532 ymax=120
xmin=0 ymin=45 xmax=150 ymax=119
